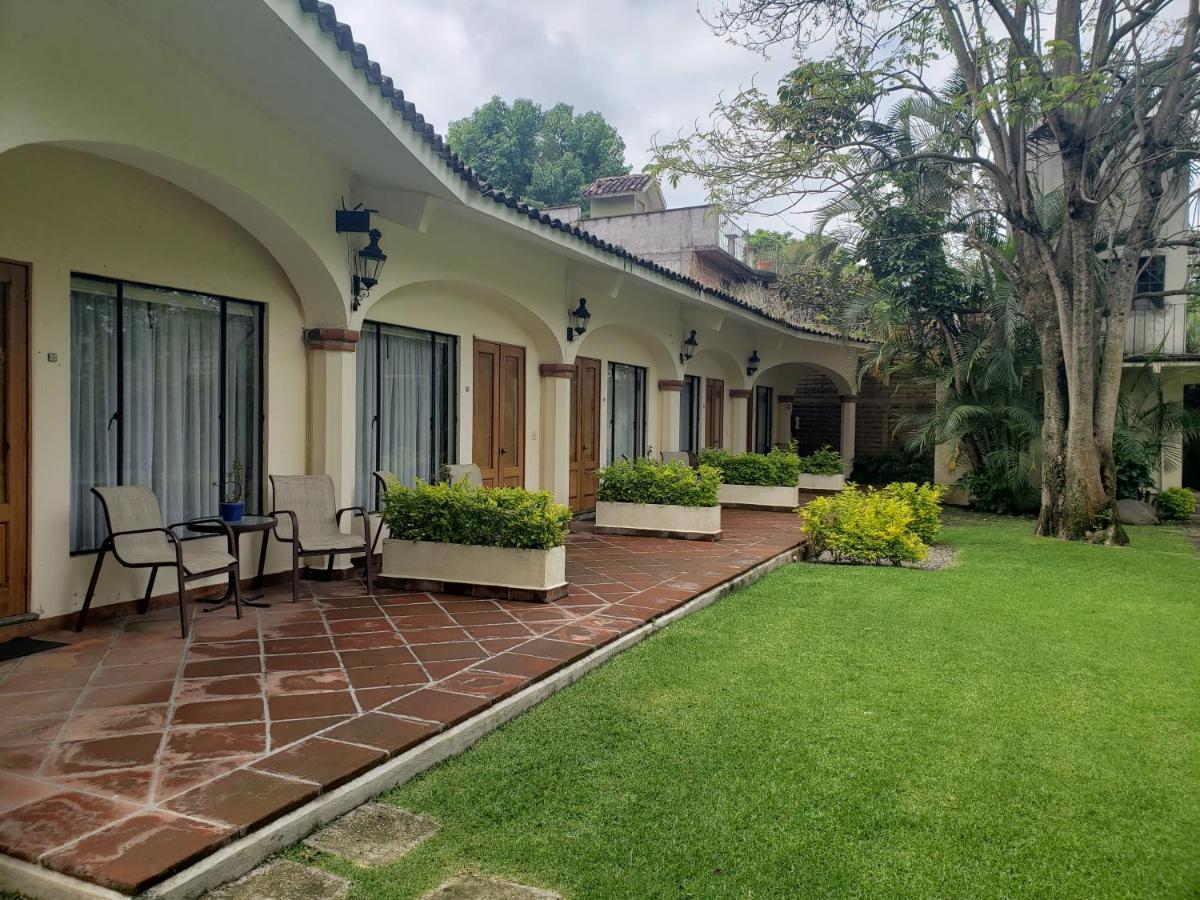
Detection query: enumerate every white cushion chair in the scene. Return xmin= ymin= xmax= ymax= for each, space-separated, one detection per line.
xmin=441 ymin=463 xmax=484 ymax=486
xmin=76 ymin=485 xmax=243 ymax=638
xmin=660 ymin=450 xmax=693 ymax=466
xmin=269 ymin=474 xmax=373 ymax=602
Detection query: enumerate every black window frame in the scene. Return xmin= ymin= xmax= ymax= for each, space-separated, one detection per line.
xmin=680 ymin=374 xmax=701 ymax=454
xmin=754 ymin=385 xmax=774 ymax=453
xmin=69 ymin=273 xmax=265 ymax=555
xmin=1135 ymin=255 xmax=1167 ymax=308
xmin=360 ymin=320 xmax=459 ymax=510
xmin=607 ymin=361 xmax=648 ymax=463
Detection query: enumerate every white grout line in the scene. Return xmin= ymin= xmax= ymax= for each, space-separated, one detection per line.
xmin=0 ymin=542 xmax=801 ymax=900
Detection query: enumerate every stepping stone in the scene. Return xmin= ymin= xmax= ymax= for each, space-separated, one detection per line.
xmin=206 ymin=859 xmax=349 ymax=900
xmin=304 ymin=803 xmax=438 ymax=866
xmin=421 ymin=875 xmax=562 ymax=899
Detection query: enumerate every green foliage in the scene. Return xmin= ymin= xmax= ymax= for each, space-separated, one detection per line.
xmin=799 ymin=485 xmax=928 ymax=565
xmin=1115 ymin=441 xmax=1156 ymax=500
xmin=797 ymin=445 xmax=844 ymax=475
xmin=958 ymin=463 xmax=1039 ymax=516
xmin=448 ymin=96 xmax=629 ymax=207
xmin=597 ymin=459 xmax=720 ymax=508
xmin=879 ymin=481 xmax=945 ymax=544
xmin=1155 ymin=488 xmax=1196 ymax=521
xmin=850 ymin=450 xmax=932 ymax=485
xmin=381 ymin=480 xmax=571 ymax=551
xmin=698 ymin=447 xmax=801 ymax=486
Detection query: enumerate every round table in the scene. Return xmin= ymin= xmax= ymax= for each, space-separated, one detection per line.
xmin=188 ymin=515 xmax=277 ymax=609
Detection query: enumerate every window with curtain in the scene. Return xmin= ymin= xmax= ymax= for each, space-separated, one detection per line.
xmin=69 ymin=276 xmax=264 ymax=553
xmin=754 ymin=385 xmax=774 ymax=453
xmin=679 ymin=374 xmax=701 ymax=453
xmin=608 ymin=362 xmax=647 ymax=462
xmin=355 ymin=322 xmax=457 ymax=508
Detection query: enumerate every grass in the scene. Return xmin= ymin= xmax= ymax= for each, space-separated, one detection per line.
xmin=289 ymin=517 xmax=1200 ymax=898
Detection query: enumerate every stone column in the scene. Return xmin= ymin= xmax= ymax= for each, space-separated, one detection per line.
xmin=539 ymin=363 xmax=575 ymax=506
xmin=839 ymin=394 xmax=857 ymax=474
xmin=305 ymin=327 xmax=360 ymax=569
xmin=774 ymin=394 xmax=794 ymax=448
xmin=657 ymin=379 xmax=683 ymax=455
xmin=729 ymin=389 xmax=752 ymax=453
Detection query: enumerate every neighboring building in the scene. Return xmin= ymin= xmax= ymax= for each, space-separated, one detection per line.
xmin=577 ymin=175 xmax=774 ymax=293
xmin=0 ymin=0 xmax=867 ymax=633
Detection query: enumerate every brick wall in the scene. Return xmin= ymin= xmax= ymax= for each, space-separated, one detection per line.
xmin=788 ymin=374 xmax=933 ymax=458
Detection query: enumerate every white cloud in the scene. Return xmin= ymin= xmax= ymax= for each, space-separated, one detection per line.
xmin=326 ymin=0 xmax=805 ymax=232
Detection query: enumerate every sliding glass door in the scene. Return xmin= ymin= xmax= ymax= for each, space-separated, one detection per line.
xmin=608 ymin=362 xmax=647 ymax=462
xmin=753 ymin=385 xmax=774 ymax=453
xmin=679 ymin=374 xmax=701 ymax=454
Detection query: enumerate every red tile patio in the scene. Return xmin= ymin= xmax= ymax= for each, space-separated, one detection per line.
xmin=0 ymin=509 xmax=803 ymax=895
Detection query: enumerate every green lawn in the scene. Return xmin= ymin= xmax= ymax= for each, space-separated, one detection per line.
xmin=292 ymin=518 xmax=1200 ymax=898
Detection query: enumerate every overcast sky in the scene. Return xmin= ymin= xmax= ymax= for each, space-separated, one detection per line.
xmin=327 ymin=0 xmax=804 ymax=233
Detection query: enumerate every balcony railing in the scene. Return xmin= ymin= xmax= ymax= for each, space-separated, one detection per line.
xmin=1124 ymin=302 xmax=1199 ymax=356
xmin=717 ymin=214 xmax=752 ymax=267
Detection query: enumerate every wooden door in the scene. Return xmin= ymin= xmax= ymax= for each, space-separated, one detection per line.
xmin=473 ymin=339 xmax=526 ymax=488
xmin=0 ymin=262 xmax=29 ymax=620
xmin=705 ymin=378 xmax=725 ymax=448
xmin=569 ymin=357 xmax=601 ymax=512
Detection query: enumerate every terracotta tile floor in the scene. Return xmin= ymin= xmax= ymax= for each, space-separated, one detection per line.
xmin=0 ymin=510 xmax=802 ymax=895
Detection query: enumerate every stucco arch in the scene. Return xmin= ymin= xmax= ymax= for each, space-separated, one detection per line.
xmin=570 ymin=323 xmax=678 ymax=379
xmin=752 ymin=360 xmax=854 ymax=397
xmin=687 ymin=346 xmax=747 ymax=391
xmin=3 ymin=140 xmax=349 ymax=327
xmin=361 ymin=278 xmax=564 ymax=363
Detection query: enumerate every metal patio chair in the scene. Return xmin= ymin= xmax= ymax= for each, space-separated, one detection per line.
xmin=76 ymin=485 xmax=243 ymax=638
xmin=268 ymin=474 xmax=372 ymax=602
xmin=368 ymin=470 xmax=402 ymax=559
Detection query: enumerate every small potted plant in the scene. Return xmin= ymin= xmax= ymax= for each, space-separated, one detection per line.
xmin=216 ymin=461 xmax=245 ymax=523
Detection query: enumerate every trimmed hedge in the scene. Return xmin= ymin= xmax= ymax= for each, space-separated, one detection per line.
xmin=381 ymin=480 xmax=571 ymax=551
xmin=698 ymin=447 xmax=801 ymax=487
xmin=1156 ymin=487 xmax=1196 ymax=521
xmin=798 ymin=445 xmax=844 ymax=476
xmin=597 ymin=458 xmax=720 ymax=507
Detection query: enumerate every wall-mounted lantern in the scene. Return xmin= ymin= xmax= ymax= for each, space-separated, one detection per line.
xmin=746 ymin=350 xmax=761 ymax=377
xmin=336 ymin=203 xmax=388 ymax=311
xmin=680 ymin=329 xmax=699 ymax=364
xmin=567 ymin=297 xmax=591 ymax=342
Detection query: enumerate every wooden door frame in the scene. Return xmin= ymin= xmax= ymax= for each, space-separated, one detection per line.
xmin=705 ymin=377 xmax=725 ymax=448
xmin=0 ymin=259 xmax=31 ymax=620
xmin=497 ymin=342 xmax=526 ymax=487
xmin=472 ymin=338 xmax=527 ymax=489
xmin=569 ymin=357 xmax=601 ymax=512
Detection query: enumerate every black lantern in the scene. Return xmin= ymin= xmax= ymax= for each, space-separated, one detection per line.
xmin=746 ymin=350 xmax=760 ymax=376
xmin=336 ymin=203 xmax=387 ymax=311
xmin=680 ymin=329 xmax=699 ymax=363
xmin=567 ymin=297 xmax=591 ymax=342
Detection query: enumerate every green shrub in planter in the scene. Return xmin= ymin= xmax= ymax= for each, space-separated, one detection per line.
xmin=1156 ymin=487 xmax=1196 ymax=521
xmin=597 ymin=458 xmax=720 ymax=507
xmin=698 ymin=447 xmax=801 ymax=486
xmin=879 ymin=482 xmax=946 ymax=545
xmin=799 ymin=485 xmax=927 ymax=565
xmin=381 ymin=480 xmax=571 ymax=551
xmin=798 ymin=445 xmax=845 ymax=476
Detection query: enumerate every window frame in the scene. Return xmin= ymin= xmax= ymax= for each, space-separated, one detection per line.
xmin=1135 ymin=255 xmax=1167 ymax=308
xmin=754 ymin=385 xmax=774 ymax=453
xmin=359 ymin=320 xmax=459 ymax=510
xmin=607 ymin=361 xmax=648 ymax=463
xmin=680 ymin=374 xmax=701 ymax=454
xmin=69 ymin=273 xmax=265 ymax=555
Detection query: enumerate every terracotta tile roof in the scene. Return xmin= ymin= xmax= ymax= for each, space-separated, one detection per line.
xmin=295 ymin=0 xmax=848 ymax=341
xmin=581 ymin=173 xmax=653 ymax=197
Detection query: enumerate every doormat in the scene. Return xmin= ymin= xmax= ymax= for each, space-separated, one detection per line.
xmin=0 ymin=637 xmax=67 ymax=662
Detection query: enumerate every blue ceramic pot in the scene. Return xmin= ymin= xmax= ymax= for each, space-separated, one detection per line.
xmin=219 ymin=501 xmax=245 ymax=523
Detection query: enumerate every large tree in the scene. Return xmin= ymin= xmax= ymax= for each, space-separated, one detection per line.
xmin=448 ymin=97 xmax=630 ymax=207
xmin=651 ymin=0 xmax=1200 ymax=542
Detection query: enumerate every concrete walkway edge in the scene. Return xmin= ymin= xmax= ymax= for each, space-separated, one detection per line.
xmin=0 ymin=545 xmax=803 ymax=900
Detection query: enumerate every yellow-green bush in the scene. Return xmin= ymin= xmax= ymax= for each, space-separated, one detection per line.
xmin=1155 ymin=487 xmax=1196 ymax=521
xmin=799 ymin=485 xmax=928 ymax=565
xmin=879 ymin=481 xmax=946 ymax=544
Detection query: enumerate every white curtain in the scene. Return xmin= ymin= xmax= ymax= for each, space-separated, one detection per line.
xmin=70 ymin=279 xmax=262 ymax=551
xmin=609 ymin=363 xmax=645 ymax=462
xmin=355 ymin=324 xmax=457 ymax=508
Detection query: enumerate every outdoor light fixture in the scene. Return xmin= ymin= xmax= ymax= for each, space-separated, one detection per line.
xmin=747 ymin=349 xmax=761 ymax=376
xmin=336 ymin=202 xmax=388 ymax=311
xmin=680 ymin=329 xmax=699 ymax=363
xmin=567 ymin=297 xmax=591 ymax=342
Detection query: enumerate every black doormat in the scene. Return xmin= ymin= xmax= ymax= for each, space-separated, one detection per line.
xmin=0 ymin=637 xmax=67 ymax=662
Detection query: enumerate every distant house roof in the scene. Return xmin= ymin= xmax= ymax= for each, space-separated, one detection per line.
xmin=582 ymin=174 xmax=654 ymax=197
xmin=295 ymin=0 xmax=852 ymax=341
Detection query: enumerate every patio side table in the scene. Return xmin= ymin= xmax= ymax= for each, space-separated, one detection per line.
xmin=188 ymin=514 xmax=276 ymax=609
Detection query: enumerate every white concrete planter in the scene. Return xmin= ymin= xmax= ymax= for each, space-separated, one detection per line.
xmin=380 ymin=539 xmax=567 ymax=602
xmin=718 ymin=483 xmax=800 ymax=511
xmin=798 ymin=473 xmax=846 ymax=491
xmin=594 ymin=501 xmax=722 ymax=541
